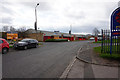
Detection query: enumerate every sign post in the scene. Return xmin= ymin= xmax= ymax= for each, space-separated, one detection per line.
xmin=110 ymin=7 xmax=120 ymax=54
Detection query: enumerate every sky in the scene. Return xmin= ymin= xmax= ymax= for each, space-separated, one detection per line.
xmin=0 ymin=0 xmax=120 ymax=34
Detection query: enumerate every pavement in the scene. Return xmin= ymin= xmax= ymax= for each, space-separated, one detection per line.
xmin=60 ymin=42 xmax=120 ymax=79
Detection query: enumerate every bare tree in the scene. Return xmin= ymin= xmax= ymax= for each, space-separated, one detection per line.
xmin=2 ymin=26 xmax=9 ymax=32
xmin=17 ymin=27 xmax=27 ymax=38
xmin=92 ymin=28 xmax=100 ymax=36
xmin=17 ymin=27 xmax=26 ymax=32
xmin=10 ymin=26 xmax=16 ymax=32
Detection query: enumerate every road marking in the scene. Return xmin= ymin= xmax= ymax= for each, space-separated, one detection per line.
xmin=84 ymin=63 xmax=95 ymax=78
xmin=59 ymin=56 xmax=76 ymax=79
xmin=77 ymin=47 xmax=82 ymax=53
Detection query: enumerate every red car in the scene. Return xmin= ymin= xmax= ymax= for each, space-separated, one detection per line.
xmin=0 ymin=38 xmax=9 ymax=54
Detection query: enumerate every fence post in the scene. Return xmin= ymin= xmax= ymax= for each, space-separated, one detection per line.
xmin=101 ymin=29 xmax=103 ymax=53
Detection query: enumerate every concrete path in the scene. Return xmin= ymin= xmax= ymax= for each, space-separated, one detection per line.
xmin=66 ymin=59 xmax=119 ymax=78
xmin=61 ymin=42 xmax=120 ymax=79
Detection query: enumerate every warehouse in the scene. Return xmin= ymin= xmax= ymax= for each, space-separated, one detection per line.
xmin=25 ymin=29 xmax=87 ymax=42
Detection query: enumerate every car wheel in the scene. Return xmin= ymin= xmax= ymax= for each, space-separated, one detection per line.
xmin=2 ymin=48 xmax=8 ymax=54
xmin=35 ymin=44 xmax=38 ymax=48
xmin=24 ymin=46 xmax=27 ymax=50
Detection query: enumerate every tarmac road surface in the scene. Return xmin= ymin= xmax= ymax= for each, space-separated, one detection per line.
xmin=2 ymin=41 xmax=89 ymax=78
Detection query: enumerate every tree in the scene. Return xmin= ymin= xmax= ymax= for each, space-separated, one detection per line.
xmin=17 ymin=27 xmax=26 ymax=32
xmin=16 ymin=27 xmax=27 ymax=38
xmin=92 ymin=28 xmax=100 ymax=36
xmin=10 ymin=26 xmax=16 ymax=32
xmin=2 ymin=26 xmax=9 ymax=32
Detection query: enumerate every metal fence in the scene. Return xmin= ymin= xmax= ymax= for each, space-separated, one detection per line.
xmin=101 ymin=29 xmax=120 ymax=54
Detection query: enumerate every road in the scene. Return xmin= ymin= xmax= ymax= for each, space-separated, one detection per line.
xmin=2 ymin=41 xmax=89 ymax=78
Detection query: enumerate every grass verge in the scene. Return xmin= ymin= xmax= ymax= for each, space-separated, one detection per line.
xmin=93 ymin=39 xmax=119 ymax=43
xmin=93 ymin=41 xmax=102 ymax=43
xmin=94 ymin=46 xmax=120 ymax=60
xmin=38 ymin=43 xmax=43 ymax=45
xmin=100 ymin=53 xmax=120 ymax=60
xmin=9 ymin=45 xmax=13 ymax=48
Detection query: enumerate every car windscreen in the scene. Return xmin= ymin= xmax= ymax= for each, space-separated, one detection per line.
xmin=21 ymin=39 xmax=29 ymax=42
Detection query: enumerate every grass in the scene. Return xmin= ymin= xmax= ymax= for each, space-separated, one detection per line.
xmin=93 ymin=39 xmax=119 ymax=43
xmin=100 ymin=53 xmax=120 ymax=60
xmin=9 ymin=45 xmax=13 ymax=48
xmin=94 ymin=46 xmax=101 ymax=53
xmin=94 ymin=46 xmax=120 ymax=60
xmin=38 ymin=43 xmax=43 ymax=45
xmin=93 ymin=41 xmax=102 ymax=43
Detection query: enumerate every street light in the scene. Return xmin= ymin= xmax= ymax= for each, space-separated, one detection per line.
xmin=35 ymin=3 xmax=39 ymax=41
xmin=35 ymin=3 xmax=39 ymax=31
xmin=69 ymin=24 xmax=72 ymax=35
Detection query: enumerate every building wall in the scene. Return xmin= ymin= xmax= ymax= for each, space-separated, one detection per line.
xmin=43 ymin=36 xmax=52 ymax=41
xmin=0 ymin=32 xmax=7 ymax=39
xmin=75 ymin=37 xmax=86 ymax=40
xmin=27 ymin=33 xmax=43 ymax=42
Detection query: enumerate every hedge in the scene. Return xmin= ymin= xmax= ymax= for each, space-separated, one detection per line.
xmin=45 ymin=39 xmax=68 ymax=42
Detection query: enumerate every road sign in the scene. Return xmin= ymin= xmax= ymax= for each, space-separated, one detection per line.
xmin=111 ymin=7 xmax=120 ymax=36
xmin=112 ymin=31 xmax=120 ymax=36
xmin=7 ymin=32 xmax=18 ymax=40
xmin=110 ymin=7 xmax=120 ymax=54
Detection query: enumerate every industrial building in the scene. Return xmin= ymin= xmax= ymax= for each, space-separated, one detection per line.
xmin=25 ymin=29 xmax=87 ymax=42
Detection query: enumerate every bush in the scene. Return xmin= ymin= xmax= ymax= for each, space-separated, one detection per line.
xmin=9 ymin=45 xmax=13 ymax=48
xmin=45 ymin=39 xmax=68 ymax=42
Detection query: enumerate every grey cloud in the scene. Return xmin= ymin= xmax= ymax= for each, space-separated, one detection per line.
xmin=1 ymin=3 xmax=15 ymax=15
xmin=2 ymin=17 xmax=13 ymax=24
xmin=71 ymin=21 xmax=108 ymax=33
xmin=64 ymin=10 xmax=86 ymax=20
xmin=40 ymin=23 xmax=104 ymax=34
xmin=72 ymin=25 xmax=95 ymax=33
xmin=67 ymin=14 xmax=85 ymax=20
xmin=96 ymin=20 xmax=109 ymax=30
xmin=104 ymin=2 xmax=117 ymax=18
xmin=20 ymin=2 xmax=52 ymax=11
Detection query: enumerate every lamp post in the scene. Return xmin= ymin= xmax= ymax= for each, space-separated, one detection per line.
xmin=35 ymin=3 xmax=39 ymax=40
xmin=69 ymin=24 xmax=72 ymax=35
xmin=35 ymin=3 xmax=39 ymax=31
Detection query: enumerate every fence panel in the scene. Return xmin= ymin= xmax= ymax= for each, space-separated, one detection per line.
xmin=101 ymin=29 xmax=120 ymax=54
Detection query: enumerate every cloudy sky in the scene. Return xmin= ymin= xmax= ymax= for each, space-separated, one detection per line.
xmin=0 ymin=0 xmax=120 ymax=34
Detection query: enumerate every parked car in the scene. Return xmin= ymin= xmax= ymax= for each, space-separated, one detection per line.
xmin=0 ymin=38 xmax=9 ymax=54
xmin=13 ymin=39 xmax=38 ymax=50
xmin=89 ymin=37 xmax=95 ymax=40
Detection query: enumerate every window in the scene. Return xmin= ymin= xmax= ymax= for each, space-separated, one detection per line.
xmin=34 ymin=40 xmax=38 ymax=43
xmin=0 ymin=40 xmax=3 ymax=44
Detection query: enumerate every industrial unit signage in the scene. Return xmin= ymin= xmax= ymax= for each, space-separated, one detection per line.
xmin=7 ymin=32 xmax=18 ymax=40
xmin=111 ymin=7 xmax=120 ymax=36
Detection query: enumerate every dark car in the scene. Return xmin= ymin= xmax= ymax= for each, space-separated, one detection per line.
xmin=13 ymin=39 xmax=38 ymax=50
xmin=0 ymin=38 xmax=9 ymax=54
